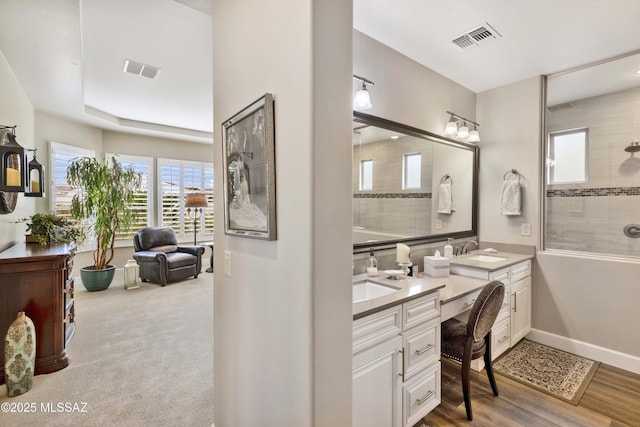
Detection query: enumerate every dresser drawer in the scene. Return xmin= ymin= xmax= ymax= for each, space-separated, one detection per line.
xmin=441 ymin=288 xmax=482 ymax=322
xmin=403 ymin=317 xmax=440 ymax=380
xmin=511 ymin=260 xmax=531 ymax=282
xmin=353 ymin=305 xmax=402 ymax=354
xmin=403 ymin=361 xmax=440 ymax=427
xmin=402 ymin=293 xmax=439 ymax=331
xmin=491 ymin=318 xmax=510 ymax=360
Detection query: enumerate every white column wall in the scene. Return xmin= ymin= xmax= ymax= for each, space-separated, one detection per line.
xmin=212 ymin=1 xmax=352 ymax=426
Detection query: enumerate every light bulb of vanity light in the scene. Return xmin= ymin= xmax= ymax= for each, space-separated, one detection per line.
xmin=457 ymin=122 xmax=469 ymax=139
xmin=353 ymin=83 xmax=372 ymax=109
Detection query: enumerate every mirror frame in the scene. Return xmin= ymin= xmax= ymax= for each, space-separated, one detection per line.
xmin=353 ymin=111 xmax=479 ymax=253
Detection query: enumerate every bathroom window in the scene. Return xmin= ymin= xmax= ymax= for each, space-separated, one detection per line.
xmin=547 ymin=129 xmax=588 ymax=184
xmin=403 ymin=153 xmax=421 ymax=189
xmin=360 ymin=159 xmax=373 ymax=191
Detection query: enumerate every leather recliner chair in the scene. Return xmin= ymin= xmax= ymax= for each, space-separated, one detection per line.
xmin=133 ymin=226 xmax=205 ymax=286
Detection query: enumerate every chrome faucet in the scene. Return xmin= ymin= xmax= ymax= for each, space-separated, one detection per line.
xmin=462 ymin=240 xmax=478 ymax=254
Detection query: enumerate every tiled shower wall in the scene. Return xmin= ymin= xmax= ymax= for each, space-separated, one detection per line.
xmin=352 ymin=136 xmax=433 ymax=238
xmin=546 ymin=86 xmax=640 ymax=257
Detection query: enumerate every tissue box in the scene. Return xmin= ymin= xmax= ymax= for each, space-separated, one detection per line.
xmin=424 ymin=255 xmax=450 ymax=277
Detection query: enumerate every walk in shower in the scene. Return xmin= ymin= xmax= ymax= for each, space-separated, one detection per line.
xmin=545 ymin=52 xmax=640 ymax=258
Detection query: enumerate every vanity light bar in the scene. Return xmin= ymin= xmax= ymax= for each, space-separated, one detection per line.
xmin=445 ymin=111 xmax=479 ymax=128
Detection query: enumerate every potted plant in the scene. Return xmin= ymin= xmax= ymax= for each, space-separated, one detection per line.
xmin=67 ymin=156 xmax=141 ymax=292
xmin=25 ymin=212 xmax=84 ymax=245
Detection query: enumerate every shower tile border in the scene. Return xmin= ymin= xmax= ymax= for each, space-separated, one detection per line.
xmin=546 ymin=187 xmax=640 ymax=197
xmin=353 ymin=192 xmax=432 ymax=199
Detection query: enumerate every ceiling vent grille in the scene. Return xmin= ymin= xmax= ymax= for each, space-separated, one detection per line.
xmin=452 ymin=23 xmax=502 ymax=49
xmin=122 ymin=59 xmax=161 ymax=79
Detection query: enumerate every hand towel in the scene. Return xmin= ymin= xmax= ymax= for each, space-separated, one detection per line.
xmin=500 ymin=179 xmax=521 ymax=215
xmin=438 ymin=182 xmax=455 ymax=214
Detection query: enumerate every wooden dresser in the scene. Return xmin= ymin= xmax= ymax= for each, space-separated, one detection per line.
xmin=0 ymin=242 xmax=76 ymax=384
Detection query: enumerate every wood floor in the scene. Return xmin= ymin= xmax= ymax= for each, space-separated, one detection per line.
xmin=421 ymin=358 xmax=640 ymax=426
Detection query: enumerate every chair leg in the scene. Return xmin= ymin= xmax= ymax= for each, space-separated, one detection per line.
xmin=484 ymin=333 xmax=499 ymax=396
xmin=462 ymin=338 xmax=474 ymax=421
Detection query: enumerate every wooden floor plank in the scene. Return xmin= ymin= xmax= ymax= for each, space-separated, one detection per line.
xmin=421 ymin=358 xmax=640 ymax=427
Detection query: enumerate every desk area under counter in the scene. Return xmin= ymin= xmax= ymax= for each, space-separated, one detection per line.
xmin=351 ymin=250 xmax=533 ymax=426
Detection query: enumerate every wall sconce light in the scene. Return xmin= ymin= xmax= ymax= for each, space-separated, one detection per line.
xmin=25 ymin=149 xmax=45 ymax=198
xmin=353 ymin=74 xmax=375 ymax=110
xmin=185 ymin=192 xmax=208 ymax=245
xmin=443 ymin=111 xmax=480 ymax=143
xmin=0 ymin=126 xmax=28 ymax=193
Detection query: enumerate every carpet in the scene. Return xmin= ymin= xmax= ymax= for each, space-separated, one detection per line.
xmin=493 ymin=339 xmax=600 ymax=405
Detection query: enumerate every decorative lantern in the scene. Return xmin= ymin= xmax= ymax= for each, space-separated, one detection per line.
xmin=25 ymin=149 xmax=44 ymax=197
xmin=123 ymin=259 xmax=140 ymax=290
xmin=0 ymin=126 xmax=28 ymax=193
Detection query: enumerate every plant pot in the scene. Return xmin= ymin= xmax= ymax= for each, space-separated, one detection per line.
xmin=80 ymin=265 xmax=116 ymax=292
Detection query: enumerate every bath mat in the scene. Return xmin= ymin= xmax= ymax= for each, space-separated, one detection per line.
xmin=493 ymin=339 xmax=600 ymax=405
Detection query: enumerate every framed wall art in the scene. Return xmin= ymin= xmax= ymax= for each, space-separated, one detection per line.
xmin=222 ymin=93 xmax=276 ymax=240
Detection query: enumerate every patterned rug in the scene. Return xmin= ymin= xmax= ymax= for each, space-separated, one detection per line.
xmin=493 ymin=339 xmax=600 ymax=405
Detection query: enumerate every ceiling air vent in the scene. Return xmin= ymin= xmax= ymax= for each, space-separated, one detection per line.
xmin=452 ymin=23 xmax=502 ymax=49
xmin=122 ymin=59 xmax=161 ymax=79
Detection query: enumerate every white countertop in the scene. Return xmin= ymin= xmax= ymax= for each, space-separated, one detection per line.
xmin=353 ymin=250 xmax=534 ymax=320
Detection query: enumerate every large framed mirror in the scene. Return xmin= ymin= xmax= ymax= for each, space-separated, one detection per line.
xmin=353 ymin=112 xmax=479 ymax=253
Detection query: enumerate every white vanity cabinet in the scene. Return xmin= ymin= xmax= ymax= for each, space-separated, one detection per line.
xmin=353 ymin=292 xmax=441 ymax=427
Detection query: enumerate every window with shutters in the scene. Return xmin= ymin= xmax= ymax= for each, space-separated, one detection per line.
xmin=158 ymin=158 xmax=213 ymax=242
xmin=106 ymin=153 xmax=153 ymax=242
xmin=49 ymin=142 xmax=96 ymax=250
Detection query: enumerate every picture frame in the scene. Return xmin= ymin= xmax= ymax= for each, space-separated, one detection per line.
xmin=222 ymin=93 xmax=276 ymax=240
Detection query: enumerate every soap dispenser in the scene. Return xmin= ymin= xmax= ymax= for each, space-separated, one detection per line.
xmin=367 ymin=248 xmax=378 ymax=277
xmin=444 ymin=238 xmax=454 ymax=260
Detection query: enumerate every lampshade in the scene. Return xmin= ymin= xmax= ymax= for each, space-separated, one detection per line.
xmin=353 ymin=83 xmax=372 ymax=109
xmin=185 ymin=192 xmax=208 ymax=208
xmin=456 ymin=123 xmax=470 ymax=140
xmin=467 ymin=127 xmax=480 ymax=143
xmin=444 ymin=117 xmax=458 ymax=135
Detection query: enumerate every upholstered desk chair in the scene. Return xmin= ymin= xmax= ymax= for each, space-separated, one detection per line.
xmin=441 ymin=280 xmax=505 ymax=421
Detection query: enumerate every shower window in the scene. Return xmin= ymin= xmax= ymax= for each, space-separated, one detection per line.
xmin=547 ymin=129 xmax=588 ymax=185
xmin=403 ymin=153 xmax=421 ymax=189
xmin=360 ymin=159 xmax=373 ymax=191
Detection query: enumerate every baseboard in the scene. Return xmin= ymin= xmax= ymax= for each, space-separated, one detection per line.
xmin=527 ymin=329 xmax=640 ymax=375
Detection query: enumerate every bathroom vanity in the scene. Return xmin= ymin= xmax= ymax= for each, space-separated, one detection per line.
xmin=352 ymin=250 xmax=533 ymax=425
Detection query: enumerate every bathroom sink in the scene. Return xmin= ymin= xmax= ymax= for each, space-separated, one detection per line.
xmin=463 ymin=254 xmax=507 ymax=263
xmin=353 ymin=280 xmax=399 ymax=303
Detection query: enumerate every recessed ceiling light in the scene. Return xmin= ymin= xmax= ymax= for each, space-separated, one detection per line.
xmin=636 ymin=69 xmax=640 ymax=75
xmin=390 ymin=135 xmax=399 ymax=139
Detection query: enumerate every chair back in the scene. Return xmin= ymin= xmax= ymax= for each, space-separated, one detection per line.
xmin=134 ymin=227 xmax=178 ymax=252
xmin=466 ymin=281 xmax=505 ymax=342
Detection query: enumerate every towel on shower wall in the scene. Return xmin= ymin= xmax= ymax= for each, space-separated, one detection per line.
xmin=500 ymin=179 xmax=521 ymax=215
xmin=438 ymin=182 xmax=455 ymax=214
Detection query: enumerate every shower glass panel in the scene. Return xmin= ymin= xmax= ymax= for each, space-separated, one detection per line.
xmin=544 ymin=53 xmax=640 ymax=258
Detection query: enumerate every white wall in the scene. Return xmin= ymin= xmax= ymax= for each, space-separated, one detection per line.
xmin=0 ymin=50 xmax=35 ymax=251
xmin=478 ymin=77 xmax=640 ymax=372
xmin=353 ymin=31 xmax=476 ymax=134
xmin=212 ymin=1 xmax=353 ymax=426
xmin=476 ymin=77 xmax=542 ymax=246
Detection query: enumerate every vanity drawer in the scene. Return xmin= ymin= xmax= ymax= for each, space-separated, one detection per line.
xmin=403 ymin=317 xmax=440 ymax=380
xmin=353 ymin=305 xmax=402 ymax=354
xmin=510 ymin=260 xmax=531 ymax=282
xmin=489 ymin=267 xmax=510 ymax=284
xmin=441 ymin=288 xmax=481 ymax=322
xmin=402 ymin=293 xmax=439 ymax=331
xmin=491 ymin=318 xmax=511 ymax=360
xmin=495 ymin=286 xmax=511 ymax=323
xmin=403 ymin=361 xmax=441 ymax=427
